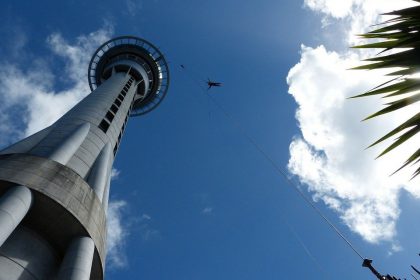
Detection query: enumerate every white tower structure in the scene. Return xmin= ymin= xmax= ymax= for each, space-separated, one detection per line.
xmin=0 ymin=36 xmax=169 ymax=280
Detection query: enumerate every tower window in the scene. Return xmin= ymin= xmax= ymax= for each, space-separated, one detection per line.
xmin=105 ymin=111 xmax=114 ymax=122
xmin=99 ymin=78 xmax=133 ymax=135
xmin=110 ymin=104 xmax=118 ymax=114
xmin=99 ymin=119 xmax=110 ymax=133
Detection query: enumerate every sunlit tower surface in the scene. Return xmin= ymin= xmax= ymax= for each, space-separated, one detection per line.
xmin=0 ymin=36 xmax=169 ymax=280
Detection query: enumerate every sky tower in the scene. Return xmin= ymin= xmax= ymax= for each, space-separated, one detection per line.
xmin=0 ymin=36 xmax=169 ymax=280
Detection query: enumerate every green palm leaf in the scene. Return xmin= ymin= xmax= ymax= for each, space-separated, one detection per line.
xmin=353 ymin=3 xmax=420 ymax=178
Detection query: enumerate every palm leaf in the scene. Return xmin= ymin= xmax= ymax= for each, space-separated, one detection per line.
xmin=363 ymin=92 xmax=420 ymax=120
xmin=375 ymin=125 xmax=420 ymax=158
xmin=391 ymin=148 xmax=420 ymax=179
xmin=351 ymin=79 xmax=416 ymax=98
xmin=353 ymin=3 xmax=420 ymax=178
xmin=386 ymin=68 xmax=420 ymax=76
xmin=367 ymin=113 xmax=420 ymax=148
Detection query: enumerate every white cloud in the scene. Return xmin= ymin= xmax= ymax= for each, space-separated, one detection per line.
xmin=111 ymin=168 xmax=121 ymax=180
xmin=202 ymin=207 xmax=213 ymax=214
xmin=137 ymin=213 xmax=160 ymax=241
xmin=106 ymin=184 xmax=158 ymax=267
xmin=304 ymin=0 xmax=415 ymax=19
xmin=139 ymin=224 xmax=160 ymax=241
xmin=304 ymin=0 xmax=357 ymax=19
xmin=107 ymin=200 xmax=129 ymax=268
xmin=125 ymin=0 xmax=143 ymax=17
xmin=287 ymin=0 xmax=420 ymax=247
xmin=0 ymin=27 xmax=113 ymax=142
xmin=304 ymin=0 xmax=416 ymax=46
xmin=140 ymin=213 xmax=151 ymax=220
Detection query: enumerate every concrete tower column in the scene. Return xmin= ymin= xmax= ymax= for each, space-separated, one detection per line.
xmin=48 ymin=122 xmax=91 ymax=165
xmin=0 ymin=185 xmax=33 ymax=247
xmin=88 ymin=143 xmax=112 ymax=201
xmin=58 ymin=236 xmax=95 ymax=280
xmin=102 ymin=175 xmax=111 ymax=212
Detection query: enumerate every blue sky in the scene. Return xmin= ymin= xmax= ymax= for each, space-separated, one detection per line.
xmin=0 ymin=0 xmax=420 ymax=279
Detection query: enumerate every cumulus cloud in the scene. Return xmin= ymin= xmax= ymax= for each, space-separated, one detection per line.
xmin=111 ymin=168 xmax=121 ymax=180
xmin=304 ymin=0 xmax=415 ymax=19
xmin=0 ymin=27 xmax=113 ymax=143
xmin=107 ymin=204 xmax=160 ymax=268
xmin=304 ymin=0 xmax=357 ymax=19
xmin=107 ymin=170 xmax=131 ymax=269
xmin=287 ymin=0 xmax=420 ymax=247
xmin=304 ymin=0 xmax=417 ymax=45
xmin=107 ymin=193 xmax=156 ymax=270
xmin=107 ymin=200 xmax=129 ymax=268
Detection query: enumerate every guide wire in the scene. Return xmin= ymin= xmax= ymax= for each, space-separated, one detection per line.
xmin=179 ymin=65 xmax=366 ymax=262
xmin=207 ymin=85 xmax=365 ymax=261
xmin=179 ymin=65 xmax=328 ymax=276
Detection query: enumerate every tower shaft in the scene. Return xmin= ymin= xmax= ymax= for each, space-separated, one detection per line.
xmin=0 ymin=36 xmax=169 ymax=280
xmin=0 ymin=71 xmax=136 ymax=279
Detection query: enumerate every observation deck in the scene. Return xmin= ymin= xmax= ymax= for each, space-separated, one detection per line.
xmin=88 ymin=36 xmax=169 ymax=116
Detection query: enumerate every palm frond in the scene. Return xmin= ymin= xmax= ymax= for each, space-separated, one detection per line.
xmin=353 ymin=3 xmax=420 ymax=178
